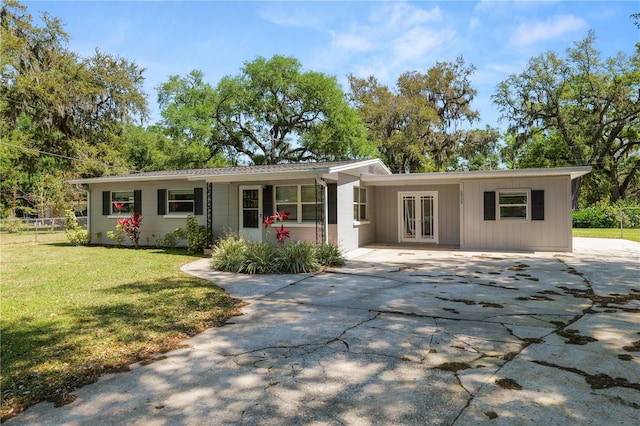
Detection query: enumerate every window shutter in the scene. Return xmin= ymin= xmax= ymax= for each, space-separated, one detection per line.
xmin=157 ymin=189 xmax=167 ymax=215
xmin=133 ymin=190 xmax=142 ymax=214
xmin=328 ymin=183 xmax=337 ymax=225
xmin=531 ymin=190 xmax=545 ymax=221
xmin=194 ymin=187 xmax=204 ymax=215
xmin=263 ymin=185 xmax=273 ymax=218
xmin=484 ymin=191 xmax=496 ymax=221
xmin=102 ymin=191 xmax=111 ymax=215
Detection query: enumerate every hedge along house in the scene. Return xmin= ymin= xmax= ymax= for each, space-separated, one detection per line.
xmin=71 ymin=159 xmax=590 ymax=252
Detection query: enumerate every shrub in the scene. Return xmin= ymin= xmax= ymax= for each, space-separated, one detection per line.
xmin=4 ymin=217 xmax=24 ymax=234
xmin=64 ymin=210 xmax=90 ymax=246
xmin=572 ymin=202 xmax=640 ymax=229
xmin=572 ymin=206 xmax=617 ymax=228
xmin=244 ymin=242 xmax=276 ymax=274
xmin=316 ymin=242 xmax=346 ymax=267
xmin=210 ymin=235 xmax=247 ymax=273
xmin=274 ymin=241 xmax=320 ymax=274
xmin=175 ymin=215 xmax=211 ymax=253
xmin=156 ymin=232 xmax=177 ymax=248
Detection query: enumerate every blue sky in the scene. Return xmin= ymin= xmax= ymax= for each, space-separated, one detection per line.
xmin=27 ymin=1 xmax=639 ymax=130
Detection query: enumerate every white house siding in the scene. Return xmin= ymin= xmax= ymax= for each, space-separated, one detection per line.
xmin=373 ymin=184 xmax=460 ymax=246
xmin=460 ymin=176 xmax=572 ymax=252
xmin=335 ymin=173 xmax=375 ymax=252
xmin=89 ymin=180 xmax=207 ymax=247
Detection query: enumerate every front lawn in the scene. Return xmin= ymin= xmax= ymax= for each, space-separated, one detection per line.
xmin=573 ymin=228 xmax=640 ymax=243
xmin=0 ymin=243 xmax=238 ymax=421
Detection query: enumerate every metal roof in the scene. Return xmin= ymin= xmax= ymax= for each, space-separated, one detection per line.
xmin=69 ymin=159 xmax=391 ymax=184
xmin=361 ymin=166 xmax=592 ymax=186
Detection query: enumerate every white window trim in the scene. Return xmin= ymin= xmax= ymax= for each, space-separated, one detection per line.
xmin=497 ymin=189 xmax=530 ymax=221
xmin=274 ymin=184 xmax=323 ymax=224
xmin=353 ymin=187 xmax=368 ymax=223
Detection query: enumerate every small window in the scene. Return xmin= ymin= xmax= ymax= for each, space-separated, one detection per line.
xmin=168 ymin=189 xmax=195 ymax=214
xmin=498 ymin=191 xmax=528 ymax=220
xmin=112 ymin=191 xmax=134 ymax=214
xmin=353 ymin=187 xmax=367 ymax=221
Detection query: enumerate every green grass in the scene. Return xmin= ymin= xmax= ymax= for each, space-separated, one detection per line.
xmin=573 ymin=228 xmax=640 ymax=243
xmin=0 ymin=242 xmax=238 ymax=421
xmin=0 ymin=231 xmax=68 ymax=245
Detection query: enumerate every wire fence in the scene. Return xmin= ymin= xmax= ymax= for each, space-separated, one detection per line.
xmin=572 ymin=206 xmax=640 ymax=238
xmin=0 ymin=217 xmax=87 ymax=244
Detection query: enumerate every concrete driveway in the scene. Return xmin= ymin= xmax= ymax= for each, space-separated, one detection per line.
xmin=8 ymin=238 xmax=640 ymax=425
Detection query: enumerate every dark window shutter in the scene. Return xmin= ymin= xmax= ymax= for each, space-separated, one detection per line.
xmin=531 ymin=190 xmax=545 ymax=221
xmin=328 ymin=183 xmax=337 ymax=225
xmin=194 ymin=187 xmax=204 ymax=215
xmin=263 ymin=185 xmax=273 ymax=218
xmin=102 ymin=191 xmax=111 ymax=215
xmin=133 ymin=190 xmax=142 ymax=215
xmin=157 ymin=189 xmax=167 ymax=215
xmin=484 ymin=191 xmax=496 ymax=221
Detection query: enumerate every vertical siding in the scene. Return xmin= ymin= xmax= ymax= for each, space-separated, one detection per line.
xmin=373 ymin=184 xmax=460 ymax=245
xmin=336 ymin=173 xmax=361 ymax=252
xmin=89 ymin=180 xmax=207 ymax=247
xmin=211 ymin=183 xmax=237 ymax=240
xmin=461 ymin=176 xmax=572 ymax=251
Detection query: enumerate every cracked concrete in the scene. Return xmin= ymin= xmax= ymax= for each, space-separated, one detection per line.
xmin=7 ymin=237 xmax=639 ymax=425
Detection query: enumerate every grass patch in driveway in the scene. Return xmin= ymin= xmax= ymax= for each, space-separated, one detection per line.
xmin=1 ymin=243 xmax=238 ymax=421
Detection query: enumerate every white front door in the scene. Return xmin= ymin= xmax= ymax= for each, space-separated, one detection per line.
xmin=398 ymin=191 xmax=438 ymax=244
xmin=239 ymin=186 xmax=263 ymax=242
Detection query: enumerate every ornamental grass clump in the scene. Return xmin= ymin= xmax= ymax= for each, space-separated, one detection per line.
xmin=243 ymin=241 xmax=277 ymax=274
xmin=274 ymin=241 xmax=320 ymax=274
xmin=315 ymin=242 xmax=346 ymax=267
xmin=210 ymin=234 xmax=248 ymax=273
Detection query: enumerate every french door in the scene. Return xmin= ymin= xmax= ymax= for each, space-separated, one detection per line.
xmin=398 ymin=192 xmax=438 ymax=243
xmin=239 ymin=186 xmax=263 ymax=241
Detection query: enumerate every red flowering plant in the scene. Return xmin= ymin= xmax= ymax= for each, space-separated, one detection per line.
xmin=117 ymin=212 xmax=143 ymax=247
xmin=108 ymin=201 xmax=143 ymax=247
xmin=264 ymin=210 xmax=291 ymax=244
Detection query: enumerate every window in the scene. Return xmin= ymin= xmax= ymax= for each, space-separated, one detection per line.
xmin=274 ymin=185 xmax=323 ymax=223
xmin=353 ymin=187 xmax=367 ymax=221
xmin=111 ymin=191 xmax=134 ymax=214
xmin=168 ymin=189 xmax=194 ymax=214
xmin=498 ymin=191 xmax=528 ymax=220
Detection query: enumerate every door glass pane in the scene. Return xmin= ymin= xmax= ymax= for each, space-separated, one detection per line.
xmin=243 ymin=211 xmax=258 ymax=228
xmin=421 ymin=196 xmax=433 ymax=238
xmin=243 ymin=190 xmax=258 ymax=209
xmin=403 ymin=196 xmax=416 ymax=239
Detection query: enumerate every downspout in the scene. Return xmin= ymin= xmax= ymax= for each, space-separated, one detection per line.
xmin=74 ymin=184 xmax=90 ymax=241
xmin=315 ymin=176 xmax=328 ymax=244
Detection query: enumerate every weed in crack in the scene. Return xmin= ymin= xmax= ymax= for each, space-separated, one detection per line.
xmin=515 ymin=295 xmax=554 ymax=301
xmin=556 ymin=329 xmax=598 ymax=345
xmin=622 ymin=341 xmax=640 ymax=352
xmin=533 ymin=360 xmax=640 ymax=391
xmin=436 ymin=362 xmax=472 ymax=372
xmin=495 ymin=377 xmax=522 ymax=390
xmin=484 ymin=411 xmax=499 ymax=419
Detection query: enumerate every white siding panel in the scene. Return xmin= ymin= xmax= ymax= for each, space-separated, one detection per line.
xmin=89 ymin=180 xmax=207 ymax=247
xmin=461 ymin=176 xmax=572 ymax=252
xmin=373 ymin=184 xmax=460 ymax=245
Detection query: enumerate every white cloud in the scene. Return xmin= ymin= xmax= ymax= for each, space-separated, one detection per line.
xmin=510 ymin=15 xmax=586 ymax=46
xmin=331 ymin=30 xmax=374 ymax=52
